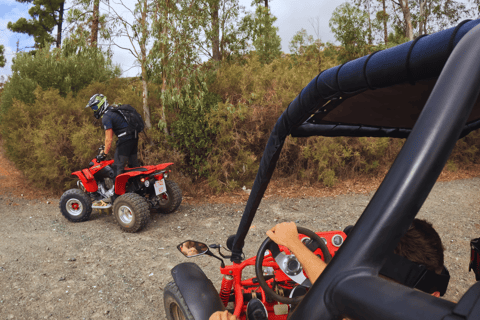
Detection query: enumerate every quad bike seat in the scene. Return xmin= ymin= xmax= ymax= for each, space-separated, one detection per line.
xmin=123 ymin=167 xmax=148 ymax=172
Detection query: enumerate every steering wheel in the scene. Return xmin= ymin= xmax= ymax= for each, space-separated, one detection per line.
xmin=254 ymin=226 xmax=332 ymax=305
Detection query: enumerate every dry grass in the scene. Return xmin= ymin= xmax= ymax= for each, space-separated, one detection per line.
xmin=1 ymin=137 xmax=479 ymax=205
xmin=184 ymin=164 xmax=480 ymax=205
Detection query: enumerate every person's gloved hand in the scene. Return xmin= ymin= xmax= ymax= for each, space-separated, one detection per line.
xmin=96 ymin=150 xmax=106 ymax=162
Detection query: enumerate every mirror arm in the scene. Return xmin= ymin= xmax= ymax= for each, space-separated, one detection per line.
xmin=218 ymin=248 xmax=232 ymax=259
xmin=206 ymin=250 xmax=225 ymax=268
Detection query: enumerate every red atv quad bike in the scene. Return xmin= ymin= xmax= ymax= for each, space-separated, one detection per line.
xmin=164 ymin=227 xmax=346 ymax=320
xmin=59 ymin=146 xmax=182 ymax=232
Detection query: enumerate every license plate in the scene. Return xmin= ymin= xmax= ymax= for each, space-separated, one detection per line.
xmin=154 ymin=179 xmax=166 ymax=195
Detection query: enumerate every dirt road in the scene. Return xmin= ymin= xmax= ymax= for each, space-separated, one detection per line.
xmin=0 ymin=176 xmax=479 ymax=319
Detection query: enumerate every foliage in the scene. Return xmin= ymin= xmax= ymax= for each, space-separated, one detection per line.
xmin=329 ymin=3 xmax=375 ymax=63
xmin=0 ymin=45 xmax=6 ymax=68
xmin=449 ymin=130 xmax=480 ymax=167
xmin=148 ymin=0 xmax=219 ymax=171
xmin=198 ymin=0 xmax=251 ymax=60
xmin=243 ymin=5 xmax=281 ymax=64
xmin=167 ymin=69 xmax=220 ymax=178
xmin=205 ymin=53 xmax=322 ymax=191
xmin=66 ymin=0 xmax=111 ymax=47
xmin=299 ymin=136 xmax=401 ymax=186
xmin=289 ymin=28 xmax=318 ymax=55
xmin=2 ymin=0 xmax=480 ymax=197
xmin=1 ymin=88 xmax=102 ymax=190
xmin=7 ymin=0 xmax=65 ymax=48
xmin=0 ymin=78 xmax=162 ymax=192
xmin=288 ymin=29 xmax=326 ymax=73
xmin=0 ymin=43 xmax=120 ymax=118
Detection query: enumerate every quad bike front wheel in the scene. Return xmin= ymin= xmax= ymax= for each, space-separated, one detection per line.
xmin=164 ymin=281 xmax=195 ymax=320
xmin=112 ymin=193 xmax=150 ymax=233
xmin=60 ymin=189 xmax=92 ymax=222
xmin=156 ymin=180 xmax=182 ymax=214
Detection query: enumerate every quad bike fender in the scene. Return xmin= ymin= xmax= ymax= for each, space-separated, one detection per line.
xmin=114 ymin=171 xmax=147 ymax=195
xmin=171 ymin=262 xmax=225 ymax=320
xmin=72 ymin=170 xmax=98 ymax=192
xmin=114 ymin=162 xmax=175 ymax=195
xmin=154 ymin=162 xmax=174 ymax=171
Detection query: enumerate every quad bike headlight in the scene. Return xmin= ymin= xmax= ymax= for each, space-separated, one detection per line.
xmin=144 ymin=180 xmax=150 ymax=187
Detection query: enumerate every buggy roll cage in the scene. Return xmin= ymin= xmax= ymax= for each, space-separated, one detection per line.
xmin=230 ymin=19 xmax=480 ymax=320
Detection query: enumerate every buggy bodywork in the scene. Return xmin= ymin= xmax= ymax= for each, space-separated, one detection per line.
xmin=227 ymin=18 xmax=480 ymax=320
xmin=168 ymin=18 xmax=480 ymax=320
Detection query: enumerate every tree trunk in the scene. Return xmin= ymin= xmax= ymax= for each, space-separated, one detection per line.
xmin=398 ymin=0 xmax=413 ymax=40
xmin=265 ymin=0 xmax=268 ymax=9
xmin=140 ymin=0 xmax=151 ymax=130
xmin=418 ymin=0 xmax=427 ymax=36
xmin=141 ymin=65 xmax=152 ymax=130
xmin=161 ymin=75 xmax=168 ymax=135
xmin=158 ymin=0 xmax=170 ymax=136
xmin=211 ymin=1 xmax=220 ymax=61
xmin=367 ymin=7 xmax=372 ymax=45
xmin=90 ymin=0 xmax=100 ymax=47
xmin=56 ymin=1 xmax=64 ymax=48
xmin=383 ymin=0 xmax=388 ymax=43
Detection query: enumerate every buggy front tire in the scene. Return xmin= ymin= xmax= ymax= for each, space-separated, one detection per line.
xmin=59 ymin=189 xmax=92 ymax=222
xmin=164 ymin=281 xmax=195 ymax=320
xmin=112 ymin=193 xmax=150 ymax=233
xmin=156 ymin=180 xmax=182 ymax=214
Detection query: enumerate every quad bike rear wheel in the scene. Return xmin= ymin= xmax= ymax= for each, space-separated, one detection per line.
xmin=156 ymin=180 xmax=182 ymax=214
xmin=59 ymin=189 xmax=92 ymax=222
xmin=164 ymin=281 xmax=195 ymax=320
xmin=112 ymin=193 xmax=150 ymax=233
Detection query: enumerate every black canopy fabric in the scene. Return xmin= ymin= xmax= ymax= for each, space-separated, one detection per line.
xmin=230 ymin=18 xmax=480 ymax=262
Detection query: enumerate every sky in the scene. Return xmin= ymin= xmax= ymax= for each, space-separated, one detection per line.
xmin=0 ymin=0 xmax=339 ymax=79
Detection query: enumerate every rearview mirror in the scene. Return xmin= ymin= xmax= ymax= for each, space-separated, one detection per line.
xmin=177 ymin=240 xmax=209 ymax=257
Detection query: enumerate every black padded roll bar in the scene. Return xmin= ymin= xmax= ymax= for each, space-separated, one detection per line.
xmin=288 ymin=24 xmax=480 ymax=320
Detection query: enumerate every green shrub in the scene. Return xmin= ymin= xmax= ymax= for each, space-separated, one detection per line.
xmin=0 ymin=45 xmax=119 ymax=118
xmin=165 ymin=70 xmax=220 ymax=179
xmin=2 ymin=48 xmax=480 ymax=197
xmin=449 ymin=130 xmax=480 ymax=166
xmin=0 ymin=79 xmax=164 ymax=192
xmin=1 ymin=88 xmax=103 ymax=190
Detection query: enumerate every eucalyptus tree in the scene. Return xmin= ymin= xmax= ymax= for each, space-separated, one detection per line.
xmin=329 ymin=3 xmax=371 ymax=62
xmin=390 ymin=0 xmax=467 ymax=40
xmin=242 ymin=4 xmax=281 ymax=64
xmin=66 ymin=0 xmax=109 ymax=48
xmin=379 ymin=0 xmax=389 ymax=43
xmin=197 ymin=0 xmax=251 ymax=61
xmin=251 ymin=0 xmax=271 ymax=9
xmin=106 ymin=0 xmax=154 ymax=129
xmin=289 ymin=29 xmax=316 ymax=55
xmin=394 ymin=0 xmax=414 ymax=40
xmin=413 ymin=0 xmax=467 ymax=35
xmin=149 ymin=0 xmax=219 ymax=176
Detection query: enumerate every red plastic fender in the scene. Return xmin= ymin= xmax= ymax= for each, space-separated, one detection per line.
xmin=114 ymin=162 xmax=174 ymax=195
xmin=72 ymin=170 xmax=98 ymax=192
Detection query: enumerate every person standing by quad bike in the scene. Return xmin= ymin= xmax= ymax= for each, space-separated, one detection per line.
xmin=58 ymin=94 xmax=182 ymax=232
xmin=86 ymin=93 xmax=141 ymax=181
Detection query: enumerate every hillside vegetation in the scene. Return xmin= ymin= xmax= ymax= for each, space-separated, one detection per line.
xmin=1 ymin=0 xmax=479 ymax=197
xmin=1 ymin=47 xmax=479 ymax=197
